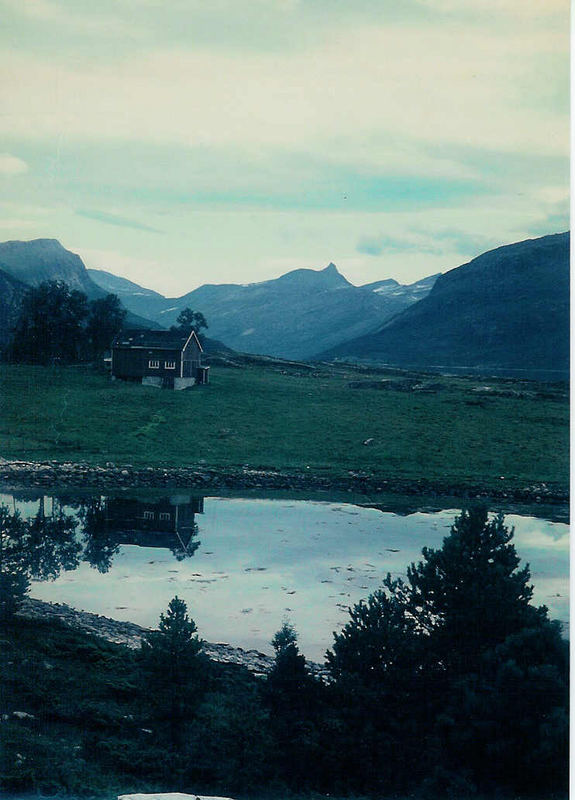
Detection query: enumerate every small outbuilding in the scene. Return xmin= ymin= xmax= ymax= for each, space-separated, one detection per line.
xmin=111 ymin=329 xmax=209 ymax=389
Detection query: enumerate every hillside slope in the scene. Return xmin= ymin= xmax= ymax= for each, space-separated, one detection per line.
xmin=90 ymin=263 xmax=438 ymax=360
xmin=0 ymin=239 xmax=160 ymax=331
xmin=322 ymin=233 xmax=569 ymax=378
xmin=0 ymin=239 xmax=105 ymax=298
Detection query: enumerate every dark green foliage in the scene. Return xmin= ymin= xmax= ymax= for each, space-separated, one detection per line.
xmin=326 ymin=508 xmax=569 ymax=796
xmin=0 ymin=505 xmax=30 ymax=622
xmin=139 ymin=597 xmax=207 ymax=752
xmin=0 ymin=570 xmax=29 ymax=623
xmin=8 ymin=280 xmax=88 ymax=363
xmin=0 ymin=510 xmax=568 ymax=798
xmin=8 ymin=280 xmax=125 ymax=364
xmin=192 ymin=686 xmax=274 ymax=791
xmin=86 ymin=293 xmax=126 ymax=359
xmin=172 ymin=307 xmax=208 ymax=335
xmin=395 ymin=508 xmax=547 ymax=672
xmin=264 ymin=623 xmax=323 ymax=788
xmin=326 ymin=589 xmax=418 ymax=686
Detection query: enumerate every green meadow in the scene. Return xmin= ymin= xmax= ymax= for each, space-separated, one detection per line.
xmin=0 ymin=362 xmax=568 ymax=491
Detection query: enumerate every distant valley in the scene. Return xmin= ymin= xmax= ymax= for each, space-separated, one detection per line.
xmin=0 ymin=232 xmax=569 ymax=378
xmin=323 ymin=232 xmax=569 ymax=379
xmin=88 ymin=262 xmax=437 ymax=360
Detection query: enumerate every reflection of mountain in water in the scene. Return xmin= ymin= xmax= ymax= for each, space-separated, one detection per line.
xmin=105 ymin=496 xmax=204 ymax=559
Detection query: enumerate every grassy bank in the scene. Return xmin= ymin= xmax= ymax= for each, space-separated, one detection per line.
xmin=0 ymin=362 xmax=568 ymax=490
xmin=0 ymin=615 xmax=264 ymax=796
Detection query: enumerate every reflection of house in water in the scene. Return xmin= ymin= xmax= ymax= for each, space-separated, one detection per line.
xmin=105 ymin=495 xmax=204 ymax=558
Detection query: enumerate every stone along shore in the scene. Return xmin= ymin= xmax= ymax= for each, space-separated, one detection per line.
xmin=18 ymin=598 xmax=328 ymax=680
xmin=0 ymin=459 xmax=567 ymax=504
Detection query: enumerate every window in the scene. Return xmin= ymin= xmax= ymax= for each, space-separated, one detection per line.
xmin=143 ymin=511 xmax=154 ymax=520
xmin=148 ymin=360 xmax=159 ymax=369
xmin=159 ymin=512 xmax=171 ymax=521
xmin=165 ymin=361 xmax=176 ymax=369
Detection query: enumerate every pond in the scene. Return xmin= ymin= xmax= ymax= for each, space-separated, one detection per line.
xmin=1 ymin=491 xmax=569 ymax=661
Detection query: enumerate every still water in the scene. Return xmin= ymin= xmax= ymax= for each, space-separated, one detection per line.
xmin=1 ymin=491 xmax=569 ymax=661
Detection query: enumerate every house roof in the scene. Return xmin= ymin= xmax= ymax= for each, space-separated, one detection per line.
xmin=112 ymin=329 xmax=203 ymax=351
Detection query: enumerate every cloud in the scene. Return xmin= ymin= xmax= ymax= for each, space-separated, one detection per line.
xmin=0 ymin=14 xmax=567 ymax=162
xmin=357 ymin=235 xmax=436 ymax=257
xmin=75 ymin=209 xmax=163 ymax=233
xmin=0 ymin=154 xmax=29 ymax=175
xmin=356 ymin=228 xmax=499 ymax=260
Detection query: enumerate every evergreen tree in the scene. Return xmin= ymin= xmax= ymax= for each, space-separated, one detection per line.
xmin=264 ymin=622 xmax=321 ymax=788
xmin=9 ymin=281 xmax=88 ymax=364
xmin=326 ymin=590 xmax=423 ymax=793
xmin=85 ymin=293 xmax=126 ymax=360
xmin=267 ymin=621 xmax=311 ymax=698
xmin=140 ymin=597 xmax=207 ymax=753
xmin=387 ymin=507 xmax=549 ymax=674
xmin=326 ymin=507 xmax=568 ymax=796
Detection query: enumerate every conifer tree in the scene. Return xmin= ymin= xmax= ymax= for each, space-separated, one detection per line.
xmin=140 ymin=597 xmax=207 ymax=751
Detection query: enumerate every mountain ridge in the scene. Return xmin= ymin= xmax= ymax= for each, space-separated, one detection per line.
xmin=321 ymin=232 xmax=569 ymax=377
xmin=88 ymin=262 xmax=438 ymax=359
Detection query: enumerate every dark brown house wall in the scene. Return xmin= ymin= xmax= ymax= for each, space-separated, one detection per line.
xmin=112 ymin=348 xmax=147 ymax=378
xmin=141 ymin=348 xmax=183 ymax=377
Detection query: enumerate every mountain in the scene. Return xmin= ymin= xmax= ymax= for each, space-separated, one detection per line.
xmin=0 ymin=239 xmax=106 ymax=298
xmin=0 ymin=239 xmax=161 ymax=331
xmin=87 ymin=269 xmax=167 ymax=319
xmin=321 ymin=232 xmax=569 ymax=378
xmin=89 ymin=263 xmax=438 ymax=360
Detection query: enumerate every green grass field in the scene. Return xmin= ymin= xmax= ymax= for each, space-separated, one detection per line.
xmin=0 ymin=362 xmax=569 ymax=490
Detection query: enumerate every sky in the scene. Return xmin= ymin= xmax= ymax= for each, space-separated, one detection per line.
xmin=0 ymin=0 xmax=569 ymax=296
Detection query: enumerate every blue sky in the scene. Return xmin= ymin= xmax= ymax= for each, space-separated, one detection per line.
xmin=0 ymin=0 xmax=569 ymax=294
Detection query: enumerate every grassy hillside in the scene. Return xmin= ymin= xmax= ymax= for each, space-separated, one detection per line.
xmin=0 ymin=362 xmax=568 ymax=490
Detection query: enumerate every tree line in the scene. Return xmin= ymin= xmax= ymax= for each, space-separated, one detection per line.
xmin=6 ymin=281 xmax=126 ymax=364
xmin=1 ymin=508 xmax=568 ymax=797
xmin=5 ymin=279 xmax=209 ymax=365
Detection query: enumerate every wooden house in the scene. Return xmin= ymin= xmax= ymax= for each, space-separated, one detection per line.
xmin=111 ymin=329 xmax=209 ymax=389
xmin=104 ymin=495 xmax=204 ymax=558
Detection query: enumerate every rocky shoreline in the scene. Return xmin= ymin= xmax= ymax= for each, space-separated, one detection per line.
xmin=18 ymin=597 xmax=328 ymax=680
xmin=0 ymin=459 xmax=567 ymax=505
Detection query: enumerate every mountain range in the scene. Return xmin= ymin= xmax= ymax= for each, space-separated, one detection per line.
xmin=0 ymin=239 xmax=160 ymax=336
xmin=88 ymin=263 xmax=438 ymax=360
xmin=322 ymin=232 xmax=570 ymax=378
xmin=0 ymin=233 xmax=569 ymax=377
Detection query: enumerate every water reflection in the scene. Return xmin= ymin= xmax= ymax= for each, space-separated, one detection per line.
xmin=104 ymin=496 xmax=203 ymax=561
xmin=0 ymin=493 xmax=204 ymax=582
xmin=0 ymin=491 xmax=568 ymax=658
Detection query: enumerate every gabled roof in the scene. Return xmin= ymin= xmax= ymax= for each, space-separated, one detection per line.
xmin=112 ymin=329 xmax=203 ymax=352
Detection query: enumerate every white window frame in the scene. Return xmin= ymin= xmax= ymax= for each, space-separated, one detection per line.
xmin=143 ymin=511 xmax=154 ymax=520
xmin=165 ymin=360 xmax=176 ymax=370
xmin=159 ymin=512 xmax=171 ymax=521
xmin=148 ymin=360 xmax=160 ymax=369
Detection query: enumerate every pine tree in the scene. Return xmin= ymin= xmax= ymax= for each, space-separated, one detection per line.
xmin=267 ymin=621 xmax=311 ymax=699
xmin=85 ymin=294 xmax=126 ymax=360
xmin=140 ymin=597 xmax=207 ymax=752
xmin=326 ymin=507 xmax=568 ymax=795
xmin=264 ymin=622 xmax=322 ymax=786
xmin=387 ymin=507 xmax=549 ymax=674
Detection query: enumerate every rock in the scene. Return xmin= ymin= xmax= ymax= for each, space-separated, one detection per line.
xmin=119 ymin=795 xmax=236 ymax=800
xmin=13 ymin=711 xmax=35 ymax=719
